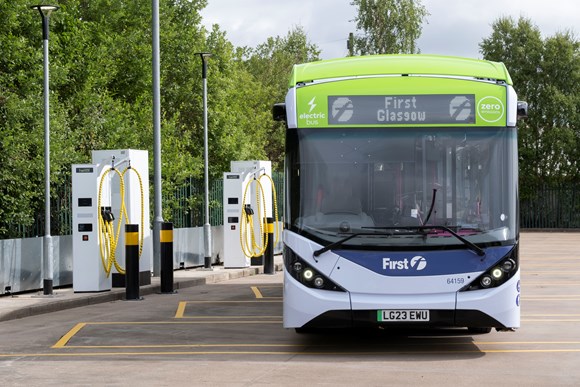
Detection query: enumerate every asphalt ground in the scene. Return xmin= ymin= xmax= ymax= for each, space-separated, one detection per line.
xmin=0 ymin=232 xmax=579 ymax=386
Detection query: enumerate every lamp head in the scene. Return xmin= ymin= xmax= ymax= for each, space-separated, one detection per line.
xmin=31 ymin=4 xmax=60 ymax=17
xmin=195 ymin=53 xmax=212 ymax=78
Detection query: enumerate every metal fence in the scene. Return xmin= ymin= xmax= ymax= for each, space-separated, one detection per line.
xmin=4 ymin=176 xmax=579 ymax=239
xmin=1 ymin=172 xmax=284 ymax=239
xmin=520 ymin=183 xmax=580 ymax=229
xmin=3 ymin=184 xmax=73 ymax=239
xmin=168 ymin=171 xmax=285 ymax=228
xmin=168 ymin=176 xmax=224 ymax=229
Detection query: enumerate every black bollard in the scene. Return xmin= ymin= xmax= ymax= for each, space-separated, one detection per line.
xmin=251 ymin=224 xmax=264 ymax=267
xmin=264 ymin=217 xmax=274 ymax=274
xmin=160 ymin=222 xmax=174 ymax=294
xmin=125 ymin=224 xmax=141 ymax=300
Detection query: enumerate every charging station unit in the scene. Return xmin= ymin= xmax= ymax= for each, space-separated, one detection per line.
xmin=223 ymin=161 xmax=272 ymax=268
xmin=72 ymin=149 xmax=151 ymax=292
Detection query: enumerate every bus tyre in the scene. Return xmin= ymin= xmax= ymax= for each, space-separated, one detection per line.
xmin=468 ymin=327 xmax=492 ymax=334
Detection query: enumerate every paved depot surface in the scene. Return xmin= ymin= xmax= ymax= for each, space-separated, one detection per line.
xmin=0 ymin=232 xmax=579 ymax=386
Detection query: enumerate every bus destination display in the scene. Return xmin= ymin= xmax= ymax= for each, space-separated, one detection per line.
xmin=328 ymin=94 xmax=476 ymax=125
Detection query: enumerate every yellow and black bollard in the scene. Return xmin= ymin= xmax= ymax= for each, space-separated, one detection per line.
xmin=125 ymin=224 xmax=141 ymax=300
xmin=264 ymin=217 xmax=275 ymax=274
xmin=160 ymin=222 xmax=175 ymax=294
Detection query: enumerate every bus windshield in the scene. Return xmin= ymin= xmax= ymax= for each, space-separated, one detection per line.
xmin=287 ymin=126 xmax=518 ymax=249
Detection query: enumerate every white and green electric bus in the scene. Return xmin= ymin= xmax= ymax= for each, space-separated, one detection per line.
xmin=273 ymin=55 xmax=527 ymax=333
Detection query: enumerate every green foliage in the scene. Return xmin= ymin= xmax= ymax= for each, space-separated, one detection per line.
xmin=480 ymin=17 xmax=580 ymax=194
xmin=0 ymin=1 xmax=320 ymax=237
xmin=0 ymin=0 xmax=45 ymax=235
xmin=243 ymin=26 xmax=321 ymax=167
xmin=351 ymin=0 xmax=429 ymax=55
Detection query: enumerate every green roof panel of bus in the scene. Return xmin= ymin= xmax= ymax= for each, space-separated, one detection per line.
xmin=289 ymin=55 xmax=512 ymax=88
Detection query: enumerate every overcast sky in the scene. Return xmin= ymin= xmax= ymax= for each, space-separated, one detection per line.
xmin=201 ymin=0 xmax=579 ymax=59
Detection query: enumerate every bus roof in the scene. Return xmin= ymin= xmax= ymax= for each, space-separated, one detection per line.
xmin=289 ymin=55 xmax=513 ymax=87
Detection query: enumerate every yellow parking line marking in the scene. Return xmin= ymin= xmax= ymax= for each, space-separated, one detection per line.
xmin=522 ymin=295 xmax=580 ymax=301
xmin=174 ymin=301 xmax=187 ymax=318
xmin=522 ymin=270 xmax=580 ymax=281
xmin=522 ymin=296 xmax=580 ymax=301
xmin=476 ymin=349 xmax=580 ymax=353
xmin=178 ymin=315 xmax=282 ymax=319
xmin=51 ymin=321 xmax=284 ymax=349
xmin=254 ymin=285 xmax=283 ymax=288
xmin=523 ymin=283 xmax=579 ymax=286
xmin=522 ymin=298 xmax=580 ymax=301
xmin=472 ymin=341 xmax=580 ymax=345
xmin=62 ymin=343 xmax=309 ymax=349
xmin=52 ymin=322 xmax=86 ymax=349
xmin=175 ymin=300 xmax=282 ymax=318
xmin=38 ymin=331 xmax=580 ymax=357
xmin=91 ymin=321 xmax=283 ymax=325
xmin=251 ymin=286 xmax=263 ymax=299
xmin=61 ymin=341 xmax=580 ymax=349
xmin=4 ymin=349 xmax=580 ymax=358
xmin=176 ymin=300 xmax=282 ymax=303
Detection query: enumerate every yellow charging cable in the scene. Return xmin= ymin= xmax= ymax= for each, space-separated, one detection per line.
xmin=258 ymin=173 xmax=281 ymax=246
xmin=239 ymin=173 xmax=281 ymax=258
xmin=97 ymin=167 xmax=127 ymax=276
xmin=97 ymin=165 xmax=145 ymax=277
xmin=240 ymin=176 xmax=266 ymax=258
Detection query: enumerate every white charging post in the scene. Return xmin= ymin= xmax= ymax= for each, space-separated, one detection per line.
xmin=72 ymin=149 xmax=151 ymax=292
xmin=222 ymin=161 xmax=272 ymax=268
xmin=72 ymin=164 xmax=110 ymax=292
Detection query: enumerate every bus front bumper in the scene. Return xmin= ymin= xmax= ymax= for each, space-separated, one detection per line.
xmin=283 ymin=270 xmax=520 ymax=330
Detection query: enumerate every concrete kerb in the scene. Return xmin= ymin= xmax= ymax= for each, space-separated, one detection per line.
xmin=0 ymin=261 xmax=284 ymax=323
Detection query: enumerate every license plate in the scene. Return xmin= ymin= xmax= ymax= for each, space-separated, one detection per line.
xmin=377 ymin=309 xmax=430 ymax=322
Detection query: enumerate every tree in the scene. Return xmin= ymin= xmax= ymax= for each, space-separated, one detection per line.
xmin=480 ymin=17 xmax=580 ymax=191
xmin=351 ymin=0 xmax=429 ymax=55
xmin=0 ymin=0 xmax=53 ymax=236
xmin=243 ymin=26 xmax=321 ymax=167
xmin=0 ymin=0 xmax=210 ymax=235
xmin=0 ymin=1 xmax=322 ymax=237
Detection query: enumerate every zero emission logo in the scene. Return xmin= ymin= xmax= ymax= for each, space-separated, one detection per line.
xmin=477 ymin=96 xmax=505 ymax=123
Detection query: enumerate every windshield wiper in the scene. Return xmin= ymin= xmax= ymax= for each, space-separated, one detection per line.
xmin=313 ymin=231 xmax=393 ymax=257
xmin=364 ymin=225 xmax=485 ymax=257
xmin=312 ymin=225 xmax=485 ymax=258
xmin=423 ymin=188 xmax=437 ymax=225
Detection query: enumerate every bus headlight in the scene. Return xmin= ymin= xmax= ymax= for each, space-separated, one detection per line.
xmin=480 ymin=275 xmax=493 ymax=288
xmin=491 ymin=267 xmax=503 ymax=280
xmin=284 ymin=246 xmax=345 ymax=292
xmin=313 ymin=276 xmax=325 ymax=289
xmin=501 ymin=258 xmax=516 ymax=272
xmin=461 ymin=246 xmax=519 ymax=292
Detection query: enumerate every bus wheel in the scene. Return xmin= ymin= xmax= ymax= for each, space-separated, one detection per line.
xmin=468 ymin=327 xmax=492 ymax=334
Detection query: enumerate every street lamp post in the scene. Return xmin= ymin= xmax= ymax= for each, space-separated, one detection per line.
xmin=195 ymin=52 xmax=212 ymax=270
xmin=31 ymin=4 xmax=59 ymax=296
xmin=152 ymin=0 xmax=163 ymax=277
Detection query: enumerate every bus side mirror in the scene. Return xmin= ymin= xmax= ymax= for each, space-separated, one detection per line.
xmin=273 ymin=103 xmax=286 ymax=122
xmin=517 ymin=101 xmax=528 ymax=120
